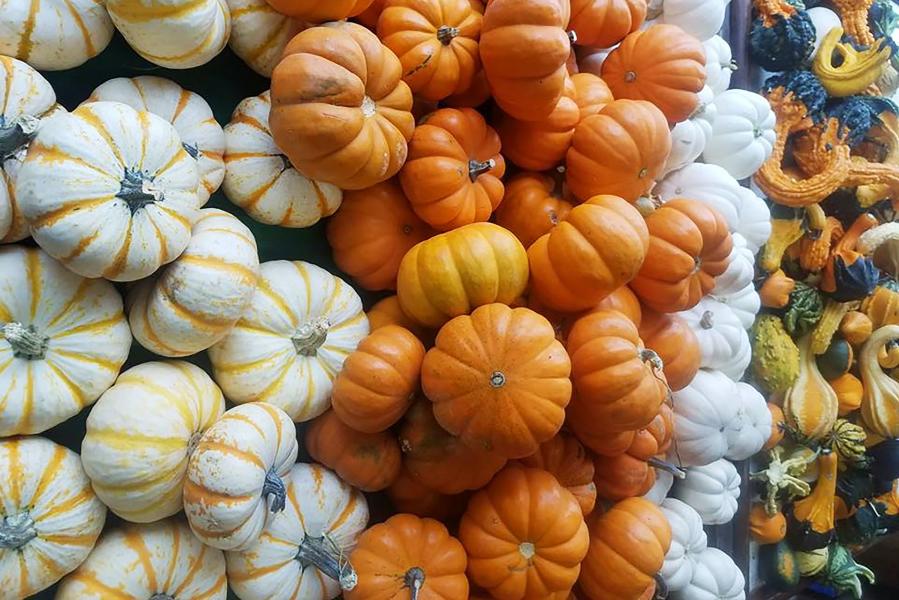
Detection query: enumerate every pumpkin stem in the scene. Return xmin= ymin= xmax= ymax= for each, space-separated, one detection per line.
xmin=647 ymin=457 xmax=686 ymax=479
xmin=639 ymin=348 xmax=665 ymax=373
xmin=296 ymin=534 xmax=358 ymax=591
xmin=469 ymin=159 xmax=495 ymax=182
xmin=699 ymin=310 xmax=715 ymax=329
xmin=148 ymin=594 xmax=175 ymax=600
xmin=0 ymin=511 xmax=37 ymax=550
xmin=117 ymin=168 xmax=163 ymax=214
xmin=518 ymin=542 xmax=536 ymax=560
xmin=262 ymin=468 xmax=287 ymax=513
xmin=489 ymin=371 xmax=506 ymax=388
xmin=567 ymin=30 xmax=578 ymax=44
xmin=291 ymin=318 xmax=330 ymax=356
xmin=653 ymin=574 xmax=669 ymax=600
xmin=1 ymin=322 xmax=49 ymax=360
xmin=182 ymin=141 xmax=201 ymax=160
xmin=634 ymin=195 xmax=660 ymax=217
xmin=728 ymin=59 xmax=739 ymax=72
xmin=436 ymin=25 xmax=460 ymax=45
xmin=0 ymin=114 xmax=40 ymax=162
xmin=624 ymin=71 xmax=637 ymax=83
xmin=361 ymin=96 xmax=377 ymax=118
xmin=404 ymin=566 xmax=426 ymax=600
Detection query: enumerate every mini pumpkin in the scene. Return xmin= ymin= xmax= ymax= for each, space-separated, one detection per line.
xmin=226 ymin=0 xmax=306 ymax=76
xmin=494 ymin=171 xmax=572 ymax=248
xmin=670 ymin=369 xmax=742 ymax=467
xmin=387 ymin=467 xmax=467 ymax=521
xmin=569 ymin=0 xmax=646 ymax=48
xmin=519 ymin=431 xmax=597 ymax=516
xmin=571 ymin=72 xmax=615 ymax=118
xmin=639 ymin=309 xmax=701 ymax=391
xmin=673 ymin=458 xmax=741 ymax=525
xmin=367 ymin=296 xmax=432 ymax=341
xmin=659 ymin=498 xmax=708 ymax=593
xmin=679 ymin=297 xmax=751 ymax=380
xmin=263 ymin=0 xmax=374 ymax=20
xmin=658 ymin=0 xmax=730 ymax=41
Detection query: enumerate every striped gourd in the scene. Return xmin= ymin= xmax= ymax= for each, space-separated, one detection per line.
xmin=56 ymin=518 xmax=227 ymax=599
xmin=81 ymin=361 xmax=226 ymax=523
xmin=226 ymin=0 xmax=307 ymax=77
xmin=184 ymin=402 xmax=299 ymax=551
xmin=127 ymin=208 xmax=260 ymax=357
xmin=223 ymin=92 xmax=342 ymax=227
xmin=209 ymin=261 xmax=369 ymax=422
xmin=86 ymin=76 xmax=226 ymax=203
xmin=783 ymin=335 xmax=839 ymax=441
xmin=0 ymin=0 xmax=113 ymax=70
xmin=16 ymin=101 xmax=200 ymax=282
xmin=226 ymin=463 xmax=369 ymax=600
xmin=0 ymin=436 xmax=106 ymax=598
xmin=0 ymin=246 xmax=132 ymax=436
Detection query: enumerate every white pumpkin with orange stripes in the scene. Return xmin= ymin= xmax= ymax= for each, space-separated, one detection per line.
xmin=223 ymin=92 xmax=342 ymax=228
xmin=0 ymin=436 xmax=106 ymax=598
xmin=56 ymin=518 xmax=227 ymax=600
xmin=226 ymin=0 xmax=307 ymax=77
xmin=184 ymin=402 xmax=298 ymax=551
xmin=0 ymin=246 xmax=131 ymax=437
xmin=128 ymin=208 xmax=260 ymax=357
xmin=209 ymin=261 xmax=368 ymax=422
xmin=16 ymin=101 xmax=200 ymax=282
xmin=81 ymin=361 xmax=226 ymax=523
xmin=86 ymin=76 xmax=226 ymax=204
xmin=226 ymin=462 xmax=369 ymax=600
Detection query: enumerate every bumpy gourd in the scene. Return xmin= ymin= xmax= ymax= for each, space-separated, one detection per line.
xmin=784 ymin=282 xmax=824 ymax=338
xmin=749 ymin=0 xmax=816 ymax=72
xmin=860 ymin=324 xmax=899 ymax=438
xmin=812 ymin=28 xmax=891 ymax=97
xmin=783 ymin=335 xmax=839 ymax=441
xmin=751 ymin=315 xmax=801 ymax=394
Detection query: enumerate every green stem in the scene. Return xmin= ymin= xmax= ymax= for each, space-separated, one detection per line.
xmin=468 ymin=159 xmax=495 ymax=182
xmin=1 ymin=322 xmax=49 ymax=360
xmin=404 ymin=567 xmax=426 ymax=600
xmin=262 ymin=468 xmax=287 ymax=513
xmin=117 ymin=168 xmax=163 ymax=214
xmin=0 ymin=512 xmax=37 ymax=549
xmin=296 ymin=535 xmax=357 ymax=591
xmin=291 ymin=318 xmax=330 ymax=356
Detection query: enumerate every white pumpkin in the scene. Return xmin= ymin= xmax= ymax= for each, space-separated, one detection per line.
xmin=224 ymin=92 xmax=343 ymax=228
xmin=0 ymin=246 xmax=131 ymax=436
xmin=659 ymin=498 xmax=708 ymax=593
xmin=662 ymin=86 xmax=716 ymax=176
xmin=703 ymin=89 xmax=776 ymax=180
xmin=56 ymin=518 xmax=228 ymax=600
xmin=679 ymin=297 xmax=751 ymax=380
xmin=673 ymin=458 xmax=741 ymax=525
xmin=86 ymin=76 xmax=226 ymax=204
xmin=209 ymin=260 xmax=369 ymax=422
xmin=227 ymin=0 xmax=307 ymax=77
xmin=808 ymin=7 xmax=842 ymax=58
xmin=0 ymin=436 xmax=106 ymax=598
xmin=655 ymin=162 xmax=744 ymax=232
xmin=726 ymin=382 xmax=772 ymax=461
xmin=703 ymin=35 xmax=736 ymax=96
xmin=0 ymin=0 xmax=114 ymax=70
xmin=711 ymin=279 xmax=760 ymax=330
xmin=671 ymin=547 xmax=746 ymax=600
xmin=226 ymin=463 xmax=370 ymax=600
xmin=17 ymin=101 xmax=199 ymax=282
xmin=670 ymin=369 xmax=741 ymax=467
xmin=734 ymin=185 xmax=771 ymax=255
xmin=643 ymin=469 xmax=675 ymax=505
xmin=81 ymin=361 xmax=226 ymax=523
xmin=714 ymin=234 xmax=754 ymax=297
xmin=658 ymin=0 xmax=731 ymax=41
xmin=107 ymin=0 xmax=231 ymax=69
xmin=128 ymin=208 xmax=260 ymax=357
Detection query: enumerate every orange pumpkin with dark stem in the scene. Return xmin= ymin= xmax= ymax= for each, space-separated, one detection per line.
xmin=566 ymin=99 xmax=671 ymax=202
xmin=630 ymin=198 xmax=733 ymax=313
xmin=327 ymin=179 xmax=434 ymax=291
xmin=265 ymin=0 xmax=374 ymax=20
xmin=399 ymin=107 xmax=505 ymax=231
xmin=519 ymin=432 xmax=597 ymax=516
xmin=569 ymin=0 xmax=647 ymax=48
xmin=571 ymin=72 xmax=614 ymax=119
xmin=495 ymin=171 xmax=572 ymax=248
xmin=387 ymin=467 xmax=469 ymax=521
xmin=422 ymin=304 xmax=572 ymax=458
xmin=749 ymin=504 xmax=787 ymax=544
xmin=638 ymin=309 xmax=701 ymax=391
xmin=270 ymin=22 xmax=414 ymax=190
xmin=368 ymin=296 xmax=433 ymax=342
xmin=765 ymin=403 xmax=786 ymax=450
xmin=305 ymin=410 xmax=402 ymax=492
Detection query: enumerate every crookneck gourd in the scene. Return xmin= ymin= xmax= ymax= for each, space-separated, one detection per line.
xmin=858 ymin=221 xmax=899 ymax=278
xmin=821 ymin=213 xmax=881 ymax=301
xmin=790 ymin=450 xmax=839 ymax=550
xmin=860 ymin=324 xmax=899 ymax=437
xmin=813 ymin=27 xmax=891 ymax=97
xmin=783 ymin=334 xmax=840 ymax=441
xmin=861 ymin=284 xmax=899 ymax=328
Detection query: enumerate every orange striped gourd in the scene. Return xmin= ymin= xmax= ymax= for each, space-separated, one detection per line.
xmin=226 ymin=0 xmax=308 ymax=77
xmin=783 ymin=335 xmax=839 ymax=441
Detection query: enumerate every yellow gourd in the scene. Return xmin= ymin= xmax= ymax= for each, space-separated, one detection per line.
xmin=840 ymin=311 xmax=873 ymax=346
xmin=811 ymin=300 xmax=857 ymax=355
xmin=783 ymin=335 xmax=839 ymax=441
xmin=860 ymin=324 xmax=899 ymax=438
xmin=812 ymin=27 xmax=891 ymax=97
xmin=792 ymin=451 xmax=838 ymax=550
xmin=862 ymin=286 xmax=899 ymax=329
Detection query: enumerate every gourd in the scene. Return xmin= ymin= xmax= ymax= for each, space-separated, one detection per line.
xmin=658 ymin=0 xmax=729 ymax=41
xmin=807 ymin=6 xmax=841 ymax=57
xmin=225 ymin=463 xmax=369 ymax=600
xmin=797 ymin=547 xmax=830 ymax=578
xmin=713 ymin=277 xmax=762 ymax=330
xmin=751 ymin=446 xmax=813 ymax=517
xmin=841 ymin=311 xmax=873 ymax=346
xmin=703 ymin=36 xmax=737 ymax=96
xmin=670 ymin=369 xmax=742 ymax=467
xmin=663 ymin=86 xmax=716 ymax=177
xmin=860 ymin=324 xmax=899 ymax=438
xmin=184 ymin=402 xmax=299 ymax=551
xmin=127 ymin=209 xmax=260 ymax=357
xmin=0 ymin=246 xmax=131 ymax=437
xmin=569 ymin=0 xmax=646 ymax=48
xmin=56 ymin=519 xmax=227 ymax=600
xmin=262 ymin=0 xmax=374 ymax=20
xmin=760 ymin=541 xmax=801 ymax=589
xmin=760 ymin=270 xmax=796 ymax=309
xmin=790 ymin=450 xmax=838 ymax=550
xmin=16 ymin=101 xmax=199 ymax=281
xmin=639 ymin=309 xmax=700 ymax=391
xmin=672 ymin=458 xmax=741 ymax=525
xmin=727 ymin=382 xmax=774 ymax=461
xmin=703 ymin=90 xmax=777 ymax=180
xmin=783 ymin=281 xmax=824 ymax=338
xmin=812 ymin=27 xmax=890 ymax=97
xmin=751 ymin=314 xmax=801 ymax=394
xmin=226 ymin=0 xmax=306 ymax=77
xmin=671 ymin=547 xmax=746 ymax=600
xmin=209 ymin=261 xmax=369 ymax=422
xmin=387 ymin=467 xmax=465 ymax=521
xmin=765 ymin=402 xmax=786 ymax=450
xmin=816 ymin=337 xmax=854 ymax=380
xmin=832 ymin=372 xmax=864 ymax=416
xmin=784 ymin=334 xmax=840 ymax=441
xmin=659 ymin=498 xmax=708 ymax=593
xmin=830 ymin=418 xmax=867 ymax=465
xmin=679 ymin=298 xmax=751 ymax=380
xmin=107 ymin=0 xmax=230 ymax=69
xmin=750 ymin=504 xmax=787 ymax=544
xmin=749 ymin=0 xmax=816 ymax=72
xmin=821 ymin=543 xmax=876 ymax=600
xmin=81 ymin=361 xmax=226 ymax=523
xmin=494 ymin=171 xmax=572 ymax=248
xmin=0 ymin=436 xmax=106 ymax=598
xmin=519 ymin=432 xmax=597 ymax=516
xmin=862 ymin=285 xmax=899 ymax=329
xmin=270 ymin=22 xmax=415 ymax=190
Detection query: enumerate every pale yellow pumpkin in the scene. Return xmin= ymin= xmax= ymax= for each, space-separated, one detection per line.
xmin=226 ymin=0 xmax=308 ymax=76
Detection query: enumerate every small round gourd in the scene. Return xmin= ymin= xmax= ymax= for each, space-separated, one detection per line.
xmin=227 ymin=0 xmax=307 ymax=76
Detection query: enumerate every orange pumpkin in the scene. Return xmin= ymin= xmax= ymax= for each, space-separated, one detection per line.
xmin=356 ymin=0 xmax=386 ymax=28
xmin=765 ymin=402 xmax=786 ymax=450
xmin=495 ymin=171 xmax=572 ymax=248
xmin=387 ymin=467 xmax=468 ymax=521
xmin=630 ymin=198 xmax=733 ymax=313
xmin=399 ymin=107 xmax=505 ymax=231
xmin=519 ymin=431 xmax=597 ymax=516
xmin=566 ymin=99 xmax=671 ymax=201
xmin=749 ymin=504 xmax=787 ymax=544
xmin=638 ymin=308 xmax=701 ymax=391
xmin=591 ymin=286 xmax=643 ymax=326
xmin=571 ymin=72 xmax=614 ymax=119
xmin=444 ymin=68 xmax=492 ymax=107
xmin=270 ymin=22 xmax=414 ymax=190
xmin=570 ymin=0 xmax=646 ymax=48
xmin=327 ymin=179 xmax=433 ymax=291
xmin=367 ymin=295 xmax=432 ymax=342
xmin=422 ymin=303 xmax=572 ymax=458
xmin=601 ymin=24 xmax=706 ymax=124
xmin=265 ymin=0 xmax=374 ymax=20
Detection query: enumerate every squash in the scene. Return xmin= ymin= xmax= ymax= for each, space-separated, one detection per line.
xmin=658 ymin=0 xmax=728 ymax=41
xmin=783 ymin=281 xmax=824 ymax=338
xmin=860 ymin=324 xmax=899 ymax=438
xmin=832 ymin=372 xmax=864 ymax=416
xmin=765 ymin=403 xmax=786 ymax=450
xmin=226 ymin=0 xmax=306 ymax=77
xmin=751 ymin=314 xmax=801 ymax=394
xmin=519 ymin=432 xmax=597 ymax=516
xmin=671 ymin=547 xmax=745 ymax=600
xmin=659 ymin=498 xmax=708 ymax=593
xmin=749 ymin=0 xmax=816 ymax=72
xmin=750 ymin=504 xmax=787 ymax=544
xmin=183 ymin=402 xmax=298 ymax=551
xmin=387 ymin=467 xmax=466 ymax=521
xmin=225 ymin=463 xmax=369 ymax=600
xmin=672 ymin=458 xmax=741 ymax=525
xmin=571 ymin=72 xmax=614 ymax=119
xmin=703 ymin=89 xmax=777 ymax=180
xmin=784 ymin=334 xmax=840 ymax=441
xmin=56 ymin=518 xmax=226 ymax=600
xmin=663 ymin=86 xmax=716 ymax=177
xmin=270 ymin=22 xmax=414 ymax=190
xmin=760 ymin=541 xmax=801 ymax=589
xmin=367 ymin=296 xmax=432 ymax=342
xmin=0 ymin=246 xmax=131 ymax=437
xmin=790 ymin=450 xmax=838 ymax=550
xmin=712 ymin=276 xmax=761 ymax=330
xmin=208 ymin=261 xmax=369 ymax=422
xmin=862 ymin=285 xmax=899 ymax=329
xmin=264 ymin=0 xmax=374 ymax=20
xmin=670 ymin=369 xmax=742 ymax=467
xmin=644 ymin=469 xmax=675 ymax=505
xmin=841 ymin=311 xmax=874 ymax=346
xmin=821 ymin=543 xmax=876 ymax=600
xmin=459 ymin=465 xmax=589 ymax=598
xmin=703 ymin=36 xmax=736 ymax=96
xmin=638 ymin=309 xmax=700 ymax=391
xmin=830 ymin=418 xmax=867 ymax=465
xmin=727 ymin=382 xmax=774 ymax=461
xmin=495 ymin=171 xmax=572 ymax=248
xmin=679 ymin=298 xmax=751 ymax=380
xmin=396 ymin=222 xmax=528 ymax=328
xmin=816 ymin=337 xmax=854 ymax=380
xmin=760 ymin=270 xmax=796 ymax=309
xmin=0 ymin=436 xmax=106 ymax=598
xmin=812 ymin=27 xmax=890 ymax=97
xmin=569 ymin=0 xmax=646 ymax=48
xmin=654 ymin=163 xmax=744 ymax=244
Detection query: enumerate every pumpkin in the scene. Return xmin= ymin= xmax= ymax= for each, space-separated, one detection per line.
xmin=659 ymin=498 xmax=708 ymax=593
xmin=750 ymin=504 xmax=787 ymax=545
xmin=833 ymin=371 xmax=864 ymax=416
xmin=0 ymin=436 xmax=106 ymax=598
xmin=566 ymin=99 xmax=671 ymax=202
xmin=638 ymin=309 xmax=700 ymax=391
xmin=107 ymin=0 xmax=230 ymax=69
xmin=263 ymin=0 xmax=374 ymax=20
xmin=703 ymin=35 xmax=736 ymax=96
xmin=226 ymin=463 xmax=369 ymax=600
xmin=306 ymin=410 xmax=401 ymax=492
xmin=528 ymin=195 xmax=649 ymax=312
xmin=571 ymin=72 xmax=614 ymax=119
xmin=703 ymin=89 xmax=777 ymax=180
xmin=444 ymin=65 xmax=492 ymax=108
xmin=127 ymin=209 xmax=260 ymax=357
xmin=0 ymin=246 xmax=131 ymax=437
xmin=670 ymin=369 xmax=742 ymax=467
xmin=0 ymin=0 xmax=113 ymax=70
xmin=396 ymin=222 xmax=528 ymax=328
xmin=226 ymin=0 xmax=306 ymax=77
xmin=56 ymin=518 xmax=226 ymax=600
xmin=81 ymin=361 xmax=226 ymax=523
xmin=208 ymin=260 xmax=369 ymax=422
xmin=86 ymin=76 xmax=225 ymax=204
xmin=790 ymin=450 xmax=838 ymax=550
xmin=399 ymin=107 xmax=505 ymax=230
xmin=713 ymin=277 xmax=762 ymax=330
xmin=644 ymin=469 xmax=675 ymax=505
xmin=345 ymin=514 xmax=469 ymax=600
xmin=672 ymin=458 xmax=741 ymax=525
xmin=765 ymin=403 xmax=786 ymax=450
xmin=579 ymin=497 xmax=671 ymax=600
xmin=387 ymin=467 xmax=466 ymax=521
xmin=270 ymin=22 xmax=415 ymax=190
xmin=569 ymin=0 xmax=646 ymax=48
xmin=519 ymin=432 xmax=597 ymax=516
xmin=726 ymin=382 xmax=774 ymax=461
xmin=632 ymin=199 xmax=733 ymax=314
xmin=367 ymin=296 xmax=432 ymax=342
xmin=601 ymin=24 xmax=706 ymax=124
xmin=663 ymin=85 xmax=716 ymax=177
xmin=357 ymin=0 xmax=387 ymax=27
xmin=860 ymin=324 xmax=899 ymax=438
xmin=495 ymin=171 xmax=572 ymax=248
xmin=671 ymin=547 xmax=745 ymax=600
xmin=784 ymin=334 xmax=840 ymax=441
xmin=459 ymin=465 xmax=589 ymax=598
xmin=679 ymin=298 xmax=751 ymax=380
xmin=715 ymin=238 xmax=755 ymax=298
xmin=479 ymin=0 xmax=573 ymax=121
xmin=17 ymin=101 xmax=199 ymax=281
xmin=658 ymin=0 xmax=728 ymax=40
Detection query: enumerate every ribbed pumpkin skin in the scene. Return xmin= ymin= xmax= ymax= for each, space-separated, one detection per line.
xmin=569 ymin=0 xmax=646 ymax=48
xmin=519 ymin=432 xmax=597 ymax=515
xmin=638 ymin=308 xmax=701 ymax=391
xmin=264 ymin=0 xmax=373 ymax=20
xmin=81 ymin=361 xmax=226 ymax=523
xmin=495 ymin=172 xmax=572 ymax=248
xmin=57 ymin=519 xmax=227 ymax=600
xmin=571 ymin=72 xmax=614 ymax=118
xmin=0 ymin=437 xmax=106 ymax=598
xmin=367 ymin=295 xmax=433 ymax=342
xmin=0 ymin=246 xmax=131 ymax=437
xmin=387 ymin=467 xmax=468 ymax=521
xmin=184 ymin=402 xmax=299 ymax=551
xmin=227 ymin=0 xmax=306 ymax=77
